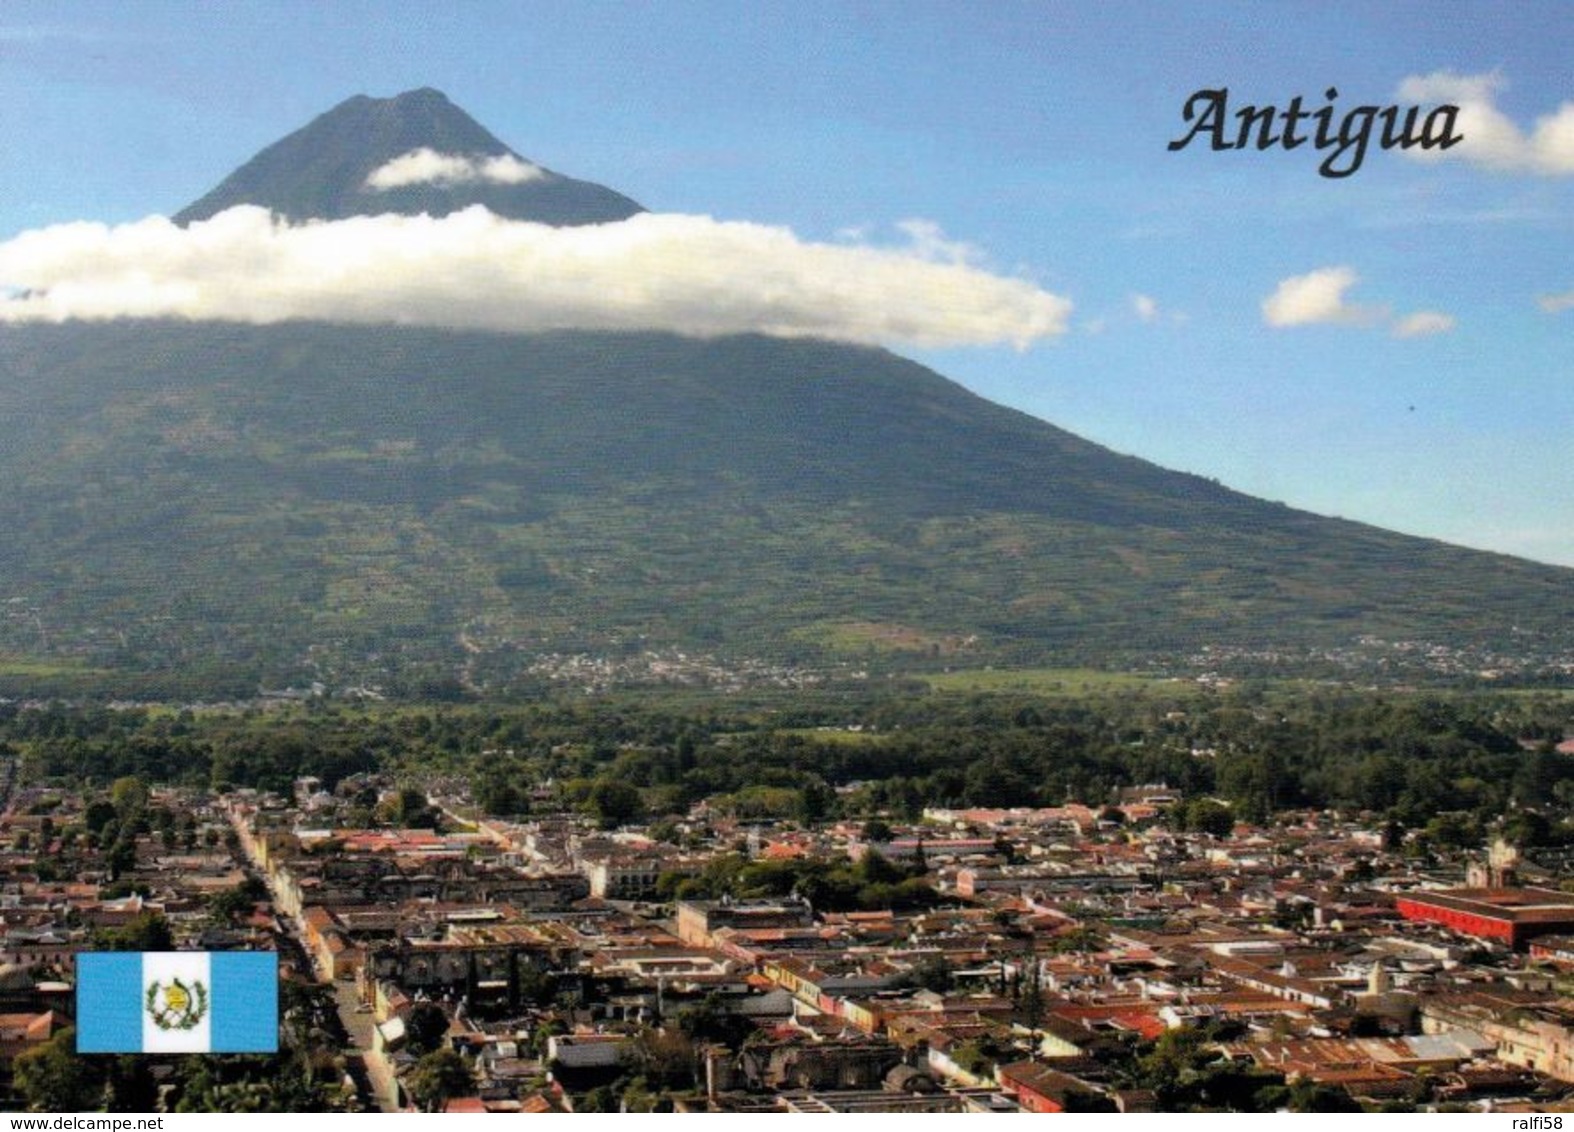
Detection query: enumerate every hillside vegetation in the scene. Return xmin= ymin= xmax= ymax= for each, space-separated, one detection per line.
xmin=0 ymin=321 xmax=1567 ymax=696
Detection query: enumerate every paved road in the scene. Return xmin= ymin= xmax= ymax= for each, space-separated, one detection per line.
xmin=336 ymin=979 xmax=398 ymax=1112
xmin=227 ymin=806 xmax=397 ymax=1112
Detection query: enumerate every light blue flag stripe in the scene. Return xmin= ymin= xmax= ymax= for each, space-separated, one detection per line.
xmin=76 ymin=953 xmax=143 ymax=1053
xmin=211 ymin=951 xmax=278 ymax=1052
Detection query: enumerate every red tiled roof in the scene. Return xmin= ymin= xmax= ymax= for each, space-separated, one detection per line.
xmin=1109 ymin=1011 xmax=1168 ymax=1040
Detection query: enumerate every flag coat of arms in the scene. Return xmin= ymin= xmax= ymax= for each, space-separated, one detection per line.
xmin=76 ymin=951 xmax=278 ymax=1053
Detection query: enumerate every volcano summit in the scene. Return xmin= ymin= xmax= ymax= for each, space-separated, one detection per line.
xmin=174 ymin=87 xmax=645 ymax=227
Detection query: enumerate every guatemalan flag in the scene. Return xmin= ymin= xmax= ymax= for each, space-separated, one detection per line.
xmin=76 ymin=951 xmax=278 ymax=1053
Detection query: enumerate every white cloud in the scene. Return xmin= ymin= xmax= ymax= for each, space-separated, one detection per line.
xmin=1391 ymin=311 xmax=1455 ymax=338
xmin=1130 ymin=293 xmax=1158 ymax=323
xmin=0 ymin=205 xmax=1071 ymax=350
xmin=1397 ymin=70 xmax=1574 ymax=175
xmin=1263 ymin=267 xmax=1451 ymax=338
xmin=364 ymin=149 xmax=546 ymax=190
xmin=1261 ymin=266 xmax=1374 ymax=327
xmin=1538 ymin=290 xmax=1574 ymax=314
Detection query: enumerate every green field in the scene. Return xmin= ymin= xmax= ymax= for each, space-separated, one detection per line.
xmin=0 ymin=655 xmax=102 ymax=676
xmin=772 ymin=726 xmax=889 ymax=744
xmin=918 ymin=666 xmax=1190 ymax=696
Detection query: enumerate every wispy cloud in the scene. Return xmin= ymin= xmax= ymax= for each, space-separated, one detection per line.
xmin=1263 ymin=266 xmax=1452 ymax=339
xmin=0 ymin=206 xmax=1071 ymax=350
xmin=1538 ymin=290 xmax=1574 ymax=314
xmin=1391 ymin=311 xmax=1456 ymax=338
xmin=1398 ymin=70 xmax=1574 ymax=175
xmin=1130 ymin=293 xmax=1158 ymax=324
xmin=892 ymin=218 xmax=982 ymax=266
xmin=364 ymin=149 xmax=546 ymax=190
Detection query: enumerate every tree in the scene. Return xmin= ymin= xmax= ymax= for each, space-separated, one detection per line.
xmin=1284 ymin=1079 xmax=1362 ymax=1112
xmin=577 ymin=1084 xmax=619 ymax=1113
xmin=797 ymin=776 xmax=836 ymax=826
xmin=1185 ymin=799 xmax=1235 ymax=839
xmin=677 ymin=993 xmax=747 ymax=1048
xmin=627 ymin=1027 xmax=699 ymax=1090
xmin=209 ymin=878 xmax=267 ymax=925
xmin=1424 ymin=811 xmax=1481 ymax=850
xmin=84 ymin=800 xmax=118 ymax=837
xmin=105 ymin=838 xmax=137 ymax=881
xmin=474 ymin=776 xmax=523 ymax=817
xmin=387 ymin=788 xmax=435 ymax=828
xmin=92 ymin=910 xmax=174 ymax=952
xmin=586 ymin=778 xmax=644 ymax=829
xmin=110 ymin=776 xmax=150 ymax=815
xmin=861 ymin=818 xmax=893 ymax=844
xmin=856 ymin=848 xmax=906 ymax=886
xmin=1502 ymin=809 xmax=1552 ymax=848
xmin=406 ymin=1048 xmax=474 ymax=1112
xmin=103 ymin=1054 xmax=159 ymax=1111
xmin=514 ymin=957 xmax=559 ymax=1008
xmin=404 ymin=1001 xmax=450 ymax=1056
xmin=908 ymin=954 xmax=955 ymax=994
xmin=14 ymin=1028 xmax=101 ymax=1111
xmin=1050 ymin=924 xmax=1107 ymax=954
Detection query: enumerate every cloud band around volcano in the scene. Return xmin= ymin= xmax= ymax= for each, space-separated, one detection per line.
xmin=0 ymin=206 xmax=1071 ymax=350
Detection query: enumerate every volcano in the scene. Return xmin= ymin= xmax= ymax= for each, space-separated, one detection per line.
xmin=0 ymin=89 xmax=1568 ymax=697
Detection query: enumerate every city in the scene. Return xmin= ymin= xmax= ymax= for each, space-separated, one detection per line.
xmin=3 ymin=683 xmax=1574 ymax=1112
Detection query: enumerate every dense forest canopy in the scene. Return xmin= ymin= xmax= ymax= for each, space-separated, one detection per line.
xmin=8 ymin=684 xmax=1573 ymax=838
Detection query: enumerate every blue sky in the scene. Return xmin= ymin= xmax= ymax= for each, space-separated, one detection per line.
xmin=1 ymin=1 xmax=1571 ymax=564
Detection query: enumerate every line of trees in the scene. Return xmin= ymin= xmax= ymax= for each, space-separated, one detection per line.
xmin=8 ymin=686 xmax=1574 ymax=837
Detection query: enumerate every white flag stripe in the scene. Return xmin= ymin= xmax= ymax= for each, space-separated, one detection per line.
xmin=143 ymin=951 xmax=213 ymax=1054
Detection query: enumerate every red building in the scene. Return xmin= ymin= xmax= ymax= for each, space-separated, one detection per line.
xmin=997 ymin=1062 xmax=1109 ymax=1113
xmin=1393 ymin=887 xmax=1574 ymax=949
